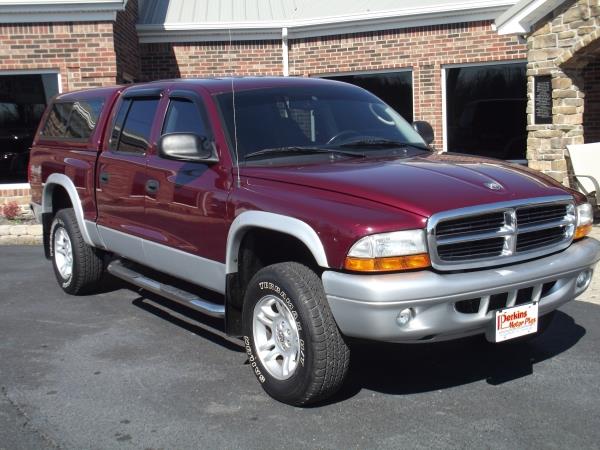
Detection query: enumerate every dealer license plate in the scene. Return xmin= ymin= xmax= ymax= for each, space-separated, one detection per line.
xmin=493 ymin=302 xmax=538 ymax=343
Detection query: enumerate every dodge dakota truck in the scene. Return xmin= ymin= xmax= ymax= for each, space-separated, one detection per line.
xmin=29 ymin=77 xmax=600 ymax=405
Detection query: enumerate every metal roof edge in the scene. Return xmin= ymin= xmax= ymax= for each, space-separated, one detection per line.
xmin=137 ymin=2 xmax=514 ymax=43
xmin=0 ymin=0 xmax=126 ymax=24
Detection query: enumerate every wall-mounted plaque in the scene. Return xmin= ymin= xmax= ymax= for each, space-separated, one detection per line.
xmin=534 ymin=76 xmax=552 ymax=124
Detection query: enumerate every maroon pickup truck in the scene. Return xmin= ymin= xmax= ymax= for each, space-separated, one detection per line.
xmin=29 ymin=77 xmax=599 ymax=405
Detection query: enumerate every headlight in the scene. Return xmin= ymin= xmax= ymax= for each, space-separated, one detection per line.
xmin=344 ymin=230 xmax=430 ymax=272
xmin=574 ymin=203 xmax=593 ymax=240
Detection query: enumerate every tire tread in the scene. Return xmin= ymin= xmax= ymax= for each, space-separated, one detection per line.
xmin=52 ymin=208 xmax=104 ymax=295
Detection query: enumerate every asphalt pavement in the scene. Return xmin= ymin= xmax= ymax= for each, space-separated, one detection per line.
xmin=1 ymin=244 xmax=600 ymax=449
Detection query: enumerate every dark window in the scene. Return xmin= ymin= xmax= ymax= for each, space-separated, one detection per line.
xmin=109 ymin=98 xmax=131 ymax=151
xmin=0 ymin=73 xmax=59 ymax=183
xmin=445 ymin=63 xmax=527 ymax=160
xmin=163 ymin=98 xmax=210 ymax=136
xmin=42 ymin=103 xmax=72 ymax=138
xmin=65 ymin=100 xmax=104 ymax=139
xmin=115 ymin=98 xmax=159 ymax=154
xmin=322 ymin=72 xmax=414 ymax=122
xmin=42 ymin=99 xmax=104 ymax=140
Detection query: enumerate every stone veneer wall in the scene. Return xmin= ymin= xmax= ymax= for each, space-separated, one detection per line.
xmin=526 ymin=0 xmax=600 ymax=185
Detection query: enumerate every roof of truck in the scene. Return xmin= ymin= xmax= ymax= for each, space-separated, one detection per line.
xmin=55 ymin=76 xmax=345 ymax=100
xmin=129 ymin=76 xmax=343 ymax=94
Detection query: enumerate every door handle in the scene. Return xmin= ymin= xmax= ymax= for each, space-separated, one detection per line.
xmin=145 ymin=179 xmax=160 ymax=194
xmin=99 ymin=172 xmax=110 ymax=184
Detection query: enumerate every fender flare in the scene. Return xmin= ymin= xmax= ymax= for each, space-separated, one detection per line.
xmin=42 ymin=173 xmax=95 ymax=246
xmin=226 ymin=211 xmax=329 ymax=274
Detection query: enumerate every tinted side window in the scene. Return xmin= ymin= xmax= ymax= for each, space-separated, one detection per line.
xmin=116 ymin=98 xmax=159 ymax=155
xmin=65 ymin=100 xmax=104 ymax=139
xmin=162 ymin=98 xmax=210 ymax=136
xmin=109 ymin=98 xmax=131 ymax=151
xmin=42 ymin=100 xmax=104 ymax=140
xmin=42 ymin=103 xmax=72 ymax=138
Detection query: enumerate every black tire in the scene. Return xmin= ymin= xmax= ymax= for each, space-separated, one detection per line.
xmin=50 ymin=208 xmax=104 ymax=295
xmin=242 ymin=262 xmax=350 ymax=406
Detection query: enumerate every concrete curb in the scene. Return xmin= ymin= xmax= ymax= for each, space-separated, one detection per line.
xmin=0 ymin=224 xmax=43 ymax=245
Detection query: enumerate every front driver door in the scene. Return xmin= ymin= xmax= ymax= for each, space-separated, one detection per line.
xmin=143 ymin=90 xmax=231 ymax=293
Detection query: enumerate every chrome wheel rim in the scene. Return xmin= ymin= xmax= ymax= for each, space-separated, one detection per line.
xmin=252 ymin=295 xmax=300 ymax=380
xmin=54 ymin=227 xmax=73 ymax=280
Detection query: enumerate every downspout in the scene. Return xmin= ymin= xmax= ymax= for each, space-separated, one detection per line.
xmin=282 ymin=27 xmax=289 ymax=76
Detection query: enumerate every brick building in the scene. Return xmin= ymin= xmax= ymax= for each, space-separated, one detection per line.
xmin=0 ymin=0 xmax=598 ymax=199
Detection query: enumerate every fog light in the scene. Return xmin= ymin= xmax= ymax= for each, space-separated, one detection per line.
xmin=396 ymin=308 xmax=414 ymax=326
xmin=575 ymin=270 xmax=593 ymax=293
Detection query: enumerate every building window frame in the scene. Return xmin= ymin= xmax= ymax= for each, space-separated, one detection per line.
xmin=441 ymin=59 xmax=527 ymax=157
xmin=0 ymin=69 xmax=61 ymax=188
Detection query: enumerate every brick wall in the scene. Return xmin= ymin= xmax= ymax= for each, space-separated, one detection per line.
xmin=0 ymin=186 xmax=33 ymax=218
xmin=140 ymin=21 xmax=526 ymax=150
xmin=0 ymin=22 xmax=117 ymax=91
xmin=114 ymin=0 xmax=141 ymax=82
xmin=140 ymin=40 xmax=282 ymax=80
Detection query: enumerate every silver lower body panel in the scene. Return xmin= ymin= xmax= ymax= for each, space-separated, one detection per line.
xmin=322 ymin=238 xmax=600 ymax=343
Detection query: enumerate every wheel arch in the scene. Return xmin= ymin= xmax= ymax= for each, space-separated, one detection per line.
xmin=225 ymin=211 xmax=329 ymax=275
xmin=42 ymin=173 xmax=94 ymax=246
xmin=224 ymin=211 xmax=330 ymax=336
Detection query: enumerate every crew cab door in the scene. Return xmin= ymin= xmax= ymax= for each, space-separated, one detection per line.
xmin=143 ymin=89 xmax=230 ymax=291
xmin=95 ymin=89 xmax=162 ymax=260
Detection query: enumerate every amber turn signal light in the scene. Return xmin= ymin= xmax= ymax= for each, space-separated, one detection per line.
xmin=344 ymin=253 xmax=431 ymax=272
xmin=574 ymin=223 xmax=593 ymax=240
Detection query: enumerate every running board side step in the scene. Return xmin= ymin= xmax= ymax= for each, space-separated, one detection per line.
xmin=107 ymin=260 xmax=225 ymax=319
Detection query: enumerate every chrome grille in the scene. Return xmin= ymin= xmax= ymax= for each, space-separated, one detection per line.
xmin=435 ymin=212 xmax=505 ymax=236
xmin=516 ymin=227 xmax=566 ymax=252
xmin=437 ymin=237 xmax=505 ymax=260
xmin=427 ymin=196 xmax=576 ymax=271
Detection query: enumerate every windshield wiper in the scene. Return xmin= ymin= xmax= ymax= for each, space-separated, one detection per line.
xmin=339 ymin=139 xmax=430 ymax=151
xmin=244 ymin=146 xmax=365 ymax=160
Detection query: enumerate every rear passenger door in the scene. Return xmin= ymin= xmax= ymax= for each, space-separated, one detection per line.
xmin=96 ymin=91 xmax=161 ymax=261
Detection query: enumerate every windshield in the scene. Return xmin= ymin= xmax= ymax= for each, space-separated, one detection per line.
xmin=216 ymin=84 xmax=427 ymax=163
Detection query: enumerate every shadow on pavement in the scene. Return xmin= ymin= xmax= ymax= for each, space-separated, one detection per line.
xmin=325 ymin=311 xmax=585 ymax=405
xmin=112 ymin=277 xmax=586 ymax=406
xmin=131 ymin=290 xmax=244 ymax=353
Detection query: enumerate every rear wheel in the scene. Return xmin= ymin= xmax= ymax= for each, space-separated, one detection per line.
xmin=50 ymin=208 xmax=104 ymax=295
xmin=243 ymin=262 xmax=350 ymax=406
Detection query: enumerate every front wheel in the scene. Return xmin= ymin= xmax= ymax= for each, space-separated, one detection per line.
xmin=243 ymin=262 xmax=350 ymax=406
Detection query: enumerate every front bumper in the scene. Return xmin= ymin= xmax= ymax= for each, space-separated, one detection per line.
xmin=322 ymin=238 xmax=600 ymax=343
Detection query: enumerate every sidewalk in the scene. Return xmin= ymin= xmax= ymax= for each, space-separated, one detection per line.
xmin=578 ymin=224 xmax=600 ymax=305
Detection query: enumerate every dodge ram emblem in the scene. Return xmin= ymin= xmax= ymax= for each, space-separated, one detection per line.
xmin=485 ymin=182 xmax=503 ymax=191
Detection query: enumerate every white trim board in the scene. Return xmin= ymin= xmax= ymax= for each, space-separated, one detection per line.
xmin=0 ymin=1 xmax=126 ymax=24
xmin=495 ymin=0 xmax=564 ymax=35
xmin=0 ymin=183 xmax=31 ymax=190
xmin=137 ymin=2 xmax=514 ymax=43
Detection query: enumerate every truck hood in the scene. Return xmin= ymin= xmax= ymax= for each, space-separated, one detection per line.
xmin=242 ymin=152 xmax=573 ymax=218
